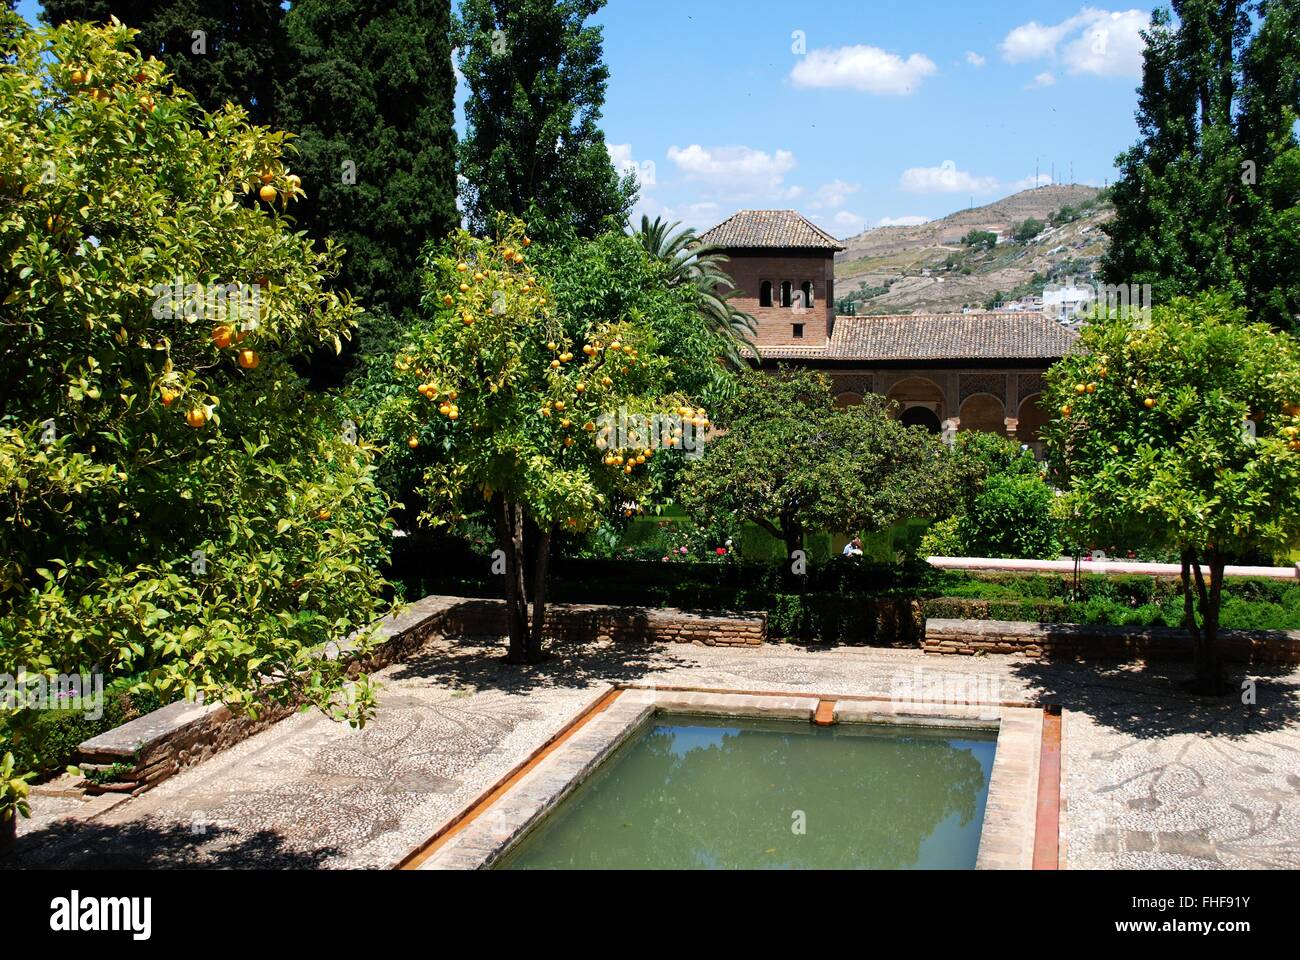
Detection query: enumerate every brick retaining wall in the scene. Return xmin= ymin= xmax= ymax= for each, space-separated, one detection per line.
xmin=76 ymin=596 xmax=766 ymax=796
xmin=432 ymin=598 xmax=765 ymax=647
xmin=924 ymin=618 xmax=1300 ymax=665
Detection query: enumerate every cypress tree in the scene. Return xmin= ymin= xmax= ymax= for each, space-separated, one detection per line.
xmin=278 ymin=0 xmax=459 ymax=349
xmin=42 ymin=0 xmax=287 ymax=124
xmin=455 ymin=0 xmax=636 ymax=237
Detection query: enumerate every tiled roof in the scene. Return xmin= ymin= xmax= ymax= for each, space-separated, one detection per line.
xmin=746 ymin=344 xmax=835 ymax=360
xmin=699 ymin=210 xmax=845 ymax=251
xmin=748 ymin=312 xmax=1080 ymax=362
xmin=830 ymin=312 xmax=1079 ymax=360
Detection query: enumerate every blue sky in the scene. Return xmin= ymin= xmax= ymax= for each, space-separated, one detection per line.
xmin=591 ymin=1 xmax=1158 ymax=235
xmin=14 ymin=0 xmax=1159 ymax=237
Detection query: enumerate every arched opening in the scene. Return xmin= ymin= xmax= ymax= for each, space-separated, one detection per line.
xmin=780 ymin=281 xmax=792 ymax=308
xmin=801 ymin=281 xmax=814 ymax=309
xmin=900 ymin=407 xmax=942 ymax=433
xmin=959 ymin=393 xmax=1006 ymax=435
xmin=1017 ymin=393 xmax=1049 ymax=457
xmin=834 ymin=392 xmax=862 ymax=409
xmin=759 ymin=281 xmax=773 ymax=308
xmin=885 ymin=377 xmax=946 ymax=422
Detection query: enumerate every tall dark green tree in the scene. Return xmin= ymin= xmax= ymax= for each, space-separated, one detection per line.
xmin=41 ymin=0 xmax=287 ymax=124
xmin=1102 ymin=0 xmax=1300 ymax=331
xmin=277 ymin=0 xmax=459 ymax=363
xmin=454 ymin=0 xmax=636 ymax=236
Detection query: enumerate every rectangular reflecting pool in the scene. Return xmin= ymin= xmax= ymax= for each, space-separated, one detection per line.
xmin=497 ymin=715 xmax=998 ymax=870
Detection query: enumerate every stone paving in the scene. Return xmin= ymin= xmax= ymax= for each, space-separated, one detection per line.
xmin=6 ymin=634 xmax=1300 ymax=869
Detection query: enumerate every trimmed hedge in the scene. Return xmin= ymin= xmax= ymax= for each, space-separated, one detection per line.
xmin=390 ymin=536 xmax=1300 ymax=640
xmin=5 ymin=681 xmax=166 ymax=779
xmin=924 ymin=574 xmax=1300 ymax=630
xmin=767 ymin=594 xmax=923 ymax=646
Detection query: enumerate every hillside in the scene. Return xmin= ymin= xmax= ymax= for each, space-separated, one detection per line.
xmin=835 ymin=184 xmax=1113 ymax=315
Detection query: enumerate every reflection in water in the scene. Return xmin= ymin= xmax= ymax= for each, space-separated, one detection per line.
xmin=500 ymin=716 xmax=996 ymax=870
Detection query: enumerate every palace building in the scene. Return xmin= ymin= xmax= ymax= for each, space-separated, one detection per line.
xmin=699 ymin=209 xmax=1079 ymax=454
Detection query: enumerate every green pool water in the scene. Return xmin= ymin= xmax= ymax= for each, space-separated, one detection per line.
xmin=497 ymin=715 xmax=997 ymax=870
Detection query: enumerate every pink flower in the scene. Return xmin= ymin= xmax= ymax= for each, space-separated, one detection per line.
xmin=662 ymin=556 xmax=670 ymax=563
xmin=679 ymin=546 xmax=688 ymax=555
xmin=716 ymin=547 xmax=727 ymax=556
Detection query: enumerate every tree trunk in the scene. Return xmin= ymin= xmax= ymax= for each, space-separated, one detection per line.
xmin=1187 ymin=547 xmax=1228 ymax=696
xmin=526 ymin=525 xmax=553 ymax=663
xmin=782 ymin=516 xmax=804 ymax=562
xmin=1179 ymin=548 xmax=1201 ymax=645
xmin=495 ymin=497 xmax=529 ymax=664
xmin=781 ymin=519 xmax=805 ymax=589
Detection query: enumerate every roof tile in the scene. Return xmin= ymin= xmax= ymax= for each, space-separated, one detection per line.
xmin=751 ymin=312 xmax=1080 ymax=361
xmin=699 ymin=210 xmax=845 ymax=251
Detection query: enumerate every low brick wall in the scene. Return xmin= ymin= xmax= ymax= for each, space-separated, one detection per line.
xmin=76 ymin=596 xmax=767 ymax=795
xmin=924 ymin=618 xmax=1300 ymax=665
xmin=433 ymin=597 xmax=765 ymax=647
xmin=76 ymin=595 xmax=464 ymax=795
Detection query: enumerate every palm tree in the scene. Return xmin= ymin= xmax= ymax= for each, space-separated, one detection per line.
xmin=634 ymin=215 xmax=759 ymax=368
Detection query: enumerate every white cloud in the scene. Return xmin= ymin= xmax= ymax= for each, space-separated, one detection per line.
xmin=808 ymin=179 xmax=862 ymax=209
xmin=1027 ymin=71 xmax=1057 ymax=89
xmin=790 ymin=44 xmax=937 ymax=95
xmin=900 ymin=160 xmax=1000 ymax=195
xmin=629 ymin=195 xmax=722 ymax=233
xmin=661 ymin=144 xmax=807 ymax=225
xmin=878 ymin=215 xmax=930 ymax=227
xmin=667 ymin=144 xmax=798 ymax=193
xmin=1001 ymin=19 xmax=1077 ymax=63
xmin=1001 ymin=8 xmax=1148 ymax=78
xmin=1008 ymin=173 xmax=1055 ymax=191
xmin=608 ymin=143 xmax=656 ymax=188
xmin=608 ymin=143 xmax=634 ymax=171
xmin=832 ymin=210 xmax=867 ymax=235
xmin=1063 ymin=10 xmax=1148 ymax=77
xmin=965 ymin=51 xmax=987 ymax=68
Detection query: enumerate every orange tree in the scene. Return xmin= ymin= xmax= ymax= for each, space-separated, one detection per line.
xmin=370 ymin=218 xmax=696 ymax=663
xmin=0 ymin=15 xmax=393 ymax=782
xmin=1043 ymin=293 xmax=1300 ymax=694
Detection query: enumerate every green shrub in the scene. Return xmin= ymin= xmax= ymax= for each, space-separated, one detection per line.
xmin=1218 ymin=597 xmax=1294 ymax=631
xmin=960 ymin=473 xmax=1061 ymax=559
xmin=765 ymin=593 xmax=921 ymax=645
xmin=2 ymin=680 xmax=167 ymax=778
xmin=919 ymin=516 xmax=963 ymax=557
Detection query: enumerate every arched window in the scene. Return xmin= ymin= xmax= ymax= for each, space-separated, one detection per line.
xmin=759 ymin=281 xmax=773 ymax=307
xmin=801 ymin=281 xmax=814 ymax=308
xmin=900 ymin=407 xmax=942 ymax=434
xmin=780 ymin=281 xmax=793 ymax=307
